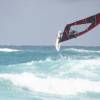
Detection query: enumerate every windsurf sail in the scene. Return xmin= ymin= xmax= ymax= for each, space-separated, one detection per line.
xmin=55 ymin=13 xmax=100 ymax=51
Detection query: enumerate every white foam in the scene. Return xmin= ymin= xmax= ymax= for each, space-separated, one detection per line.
xmin=0 ymin=48 xmax=20 ymax=52
xmin=61 ymin=58 xmax=100 ymax=79
xmin=26 ymin=58 xmax=54 ymax=66
xmin=39 ymin=57 xmax=53 ymax=63
xmin=0 ymin=73 xmax=100 ymax=95
xmin=64 ymin=48 xmax=100 ymax=53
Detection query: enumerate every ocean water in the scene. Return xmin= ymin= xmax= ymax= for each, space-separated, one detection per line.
xmin=0 ymin=46 xmax=100 ymax=100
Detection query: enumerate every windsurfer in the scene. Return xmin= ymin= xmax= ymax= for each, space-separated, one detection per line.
xmin=68 ymin=30 xmax=78 ymax=39
xmin=65 ymin=25 xmax=78 ymax=39
xmin=57 ymin=31 xmax=63 ymax=43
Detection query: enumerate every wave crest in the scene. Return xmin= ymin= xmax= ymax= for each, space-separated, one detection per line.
xmin=64 ymin=48 xmax=100 ymax=53
xmin=0 ymin=48 xmax=20 ymax=52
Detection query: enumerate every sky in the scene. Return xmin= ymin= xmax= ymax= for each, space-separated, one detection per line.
xmin=0 ymin=0 xmax=100 ymax=46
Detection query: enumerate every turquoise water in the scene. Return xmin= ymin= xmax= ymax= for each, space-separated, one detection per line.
xmin=0 ymin=46 xmax=100 ymax=100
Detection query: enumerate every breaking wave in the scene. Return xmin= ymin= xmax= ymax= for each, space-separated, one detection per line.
xmin=0 ymin=72 xmax=100 ymax=96
xmin=0 ymin=46 xmax=100 ymax=99
xmin=0 ymin=48 xmax=20 ymax=52
xmin=63 ymin=48 xmax=100 ymax=53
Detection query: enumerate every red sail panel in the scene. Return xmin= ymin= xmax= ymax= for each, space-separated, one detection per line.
xmin=60 ymin=13 xmax=100 ymax=43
